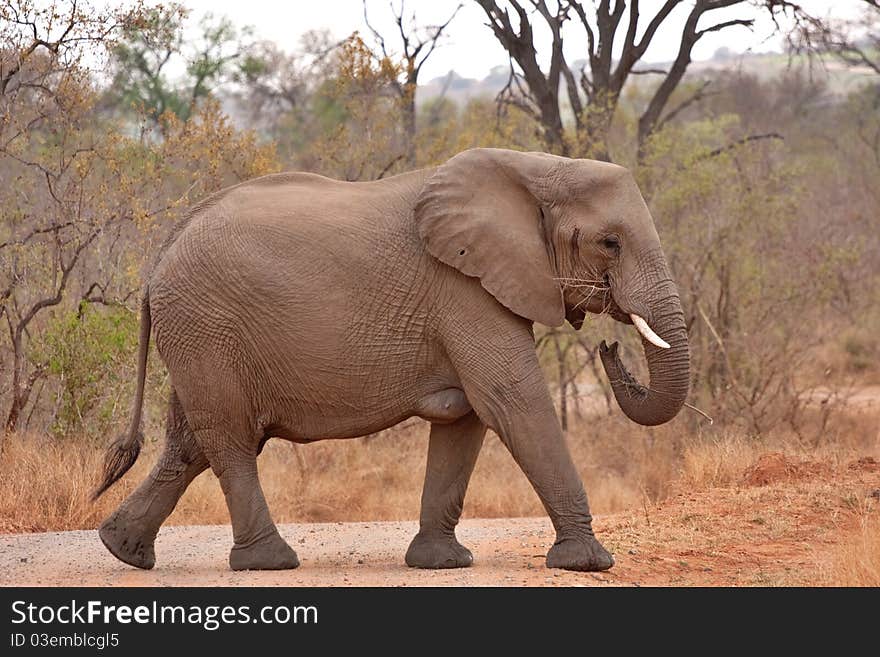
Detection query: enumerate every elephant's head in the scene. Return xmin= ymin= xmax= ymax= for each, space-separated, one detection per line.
xmin=415 ymin=148 xmax=689 ymax=426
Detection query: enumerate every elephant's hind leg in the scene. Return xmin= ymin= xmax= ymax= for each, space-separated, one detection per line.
xmin=195 ymin=429 xmax=299 ymax=571
xmin=406 ymin=412 xmax=485 ymax=569
xmin=99 ymin=391 xmax=208 ymax=570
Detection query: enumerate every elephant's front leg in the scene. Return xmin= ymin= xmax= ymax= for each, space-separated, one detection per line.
xmin=502 ymin=406 xmax=614 ymax=571
xmin=452 ymin=343 xmax=614 ymax=572
xmin=405 ymin=412 xmax=486 ymax=569
xmin=504 ymin=404 xmax=613 ymax=571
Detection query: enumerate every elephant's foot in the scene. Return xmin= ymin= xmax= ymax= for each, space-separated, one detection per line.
xmin=98 ymin=513 xmax=156 ymax=570
xmin=405 ymin=531 xmax=474 ymax=569
xmin=229 ymin=530 xmax=300 ymax=571
xmin=546 ymin=533 xmax=614 ymax=572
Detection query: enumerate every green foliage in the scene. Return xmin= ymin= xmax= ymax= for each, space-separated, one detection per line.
xmin=109 ymin=4 xmax=188 ymax=120
xmin=108 ymin=4 xmax=246 ymax=124
xmin=29 ymin=305 xmax=138 ymax=439
xmin=634 ymin=114 xmax=860 ymax=431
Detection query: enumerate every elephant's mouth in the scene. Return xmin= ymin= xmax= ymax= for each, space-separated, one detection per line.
xmin=565 ymin=289 xmax=631 ymax=330
xmin=568 ymin=294 xmax=669 ymax=350
xmin=565 ymin=305 xmax=587 ymax=329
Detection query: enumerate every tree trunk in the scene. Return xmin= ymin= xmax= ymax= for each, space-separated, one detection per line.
xmin=577 ymin=99 xmax=616 ymax=162
xmin=402 ymin=80 xmax=417 ymax=166
xmin=5 ymin=345 xmax=23 ymax=434
xmin=540 ymin=97 xmax=568 ymax=156
xmin=4 ymin=335 xmax=37 ymax=435
xmin=553 ymin=332 xmax=569 ymax=432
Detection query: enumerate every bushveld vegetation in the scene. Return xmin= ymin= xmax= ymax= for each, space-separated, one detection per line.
xmin=1 ymin=1 xmax=878 ymax=584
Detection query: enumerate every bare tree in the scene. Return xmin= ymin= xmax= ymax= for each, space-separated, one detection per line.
xmin=363 ymin=0 xmax=462 ymax=165
xmin=232 ymin=31 xmax=339 ymax=136
xmin=810 ymin=0 xmax=880 ymax=74
xmin=788 ymin=1 xmax=880 ymax=168
xmin=0 ymin=0 xmax=136 ymax=433
xmin=0 ymin=1 xmax=278 ymax=437
xmin=476 ymin=0 xmax=822 ymax=160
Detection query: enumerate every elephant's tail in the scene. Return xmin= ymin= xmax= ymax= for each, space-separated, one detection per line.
xmin=92 ymin=291 xmax=151 ymax=501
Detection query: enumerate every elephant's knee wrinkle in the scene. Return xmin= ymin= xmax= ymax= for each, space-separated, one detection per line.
xmin=414 ymin=388 xmax=471 ymax=423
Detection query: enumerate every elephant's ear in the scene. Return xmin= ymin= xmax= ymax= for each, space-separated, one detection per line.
xmin=414 ymin=148 xmax=566 ymax=327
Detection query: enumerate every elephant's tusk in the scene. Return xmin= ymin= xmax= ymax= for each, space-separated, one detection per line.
xmin=630 ymin=314 xmax=670 ymax=349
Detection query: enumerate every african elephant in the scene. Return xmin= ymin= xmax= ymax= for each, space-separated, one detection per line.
xmin=94 ymin=147 xmax=689 ymax=573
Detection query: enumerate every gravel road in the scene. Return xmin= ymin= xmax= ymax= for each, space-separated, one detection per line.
xmin=0 ymin=517 xmax=611 ymax=587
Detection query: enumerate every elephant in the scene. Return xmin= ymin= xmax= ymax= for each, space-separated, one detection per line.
xmin=93 ymin=147 xmax=689 ymax=573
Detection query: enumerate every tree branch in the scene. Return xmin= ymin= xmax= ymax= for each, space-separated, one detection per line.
xmin=376 ymin=153 xmax=405 ymax=179
xmin=0 ymin=221 xmax=75 ymax=250
xmin=14 ymin=229 xmax=101 ymax=339
xmin=630 ymin=67 xmax=669 ymax=75
xmin=698 ymin=17 xmax=754 ymax=37
xmin=703 ymin=132 xmax=784 ymax=158
xmin=413 ymin=3 xmax=462 ymax=77
xmin=656 ymin=79 xmax=713 ymax=131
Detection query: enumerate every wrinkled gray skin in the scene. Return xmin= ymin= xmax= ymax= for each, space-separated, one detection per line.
xmin=94 ymin=148 xmax=689 ymax=572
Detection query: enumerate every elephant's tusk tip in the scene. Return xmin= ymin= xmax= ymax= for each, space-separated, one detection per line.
xmin=630 ymin=314 xmax=670 ymax=349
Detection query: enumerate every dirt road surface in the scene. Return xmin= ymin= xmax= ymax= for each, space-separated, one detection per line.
xmin=2 ymin=453 xmax=878 ymax=586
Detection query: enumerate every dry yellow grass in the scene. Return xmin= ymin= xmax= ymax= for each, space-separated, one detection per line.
xmin=822 ymin=508 xmax=880 ymax=586
xmin=0 ymin=419 xmax=652 ymax=532
xmin=1 ymin=405 xmax=877 ymax=537
xmin=0 ymin=434 xmax=117 ymax=533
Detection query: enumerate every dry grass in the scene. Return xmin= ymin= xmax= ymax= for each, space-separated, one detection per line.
xmin=0 ymin=434 xmax=118 ymax=533
xmin=2 ymin=403 xmax=877 ymax=537
xmin=821 ymin=501 xmax=880 ymax=586
xmin=0 ymin=418 xmax=652 ymax=532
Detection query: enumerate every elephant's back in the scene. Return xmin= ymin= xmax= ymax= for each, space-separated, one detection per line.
xmin=145 ymin=168 xmax=439 ymax=379
xmin=195 ymin=168 xmax=429 ymax=230
xmin=151 ymin=169 xmax=430 ymax=295
xmin=156 ymin=168 xmax=430 ymax=267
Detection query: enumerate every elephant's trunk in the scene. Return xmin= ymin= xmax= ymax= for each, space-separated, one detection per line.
xmin=599 ymin=261 xmax=690 ymax=427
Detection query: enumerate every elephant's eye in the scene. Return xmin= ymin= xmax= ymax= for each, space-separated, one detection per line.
xmin=600 ymin=235 xmax=621 ymax=252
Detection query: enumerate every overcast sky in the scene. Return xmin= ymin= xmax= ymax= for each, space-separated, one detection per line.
xmin=175 ymin=0 xmax=862 ymax=82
